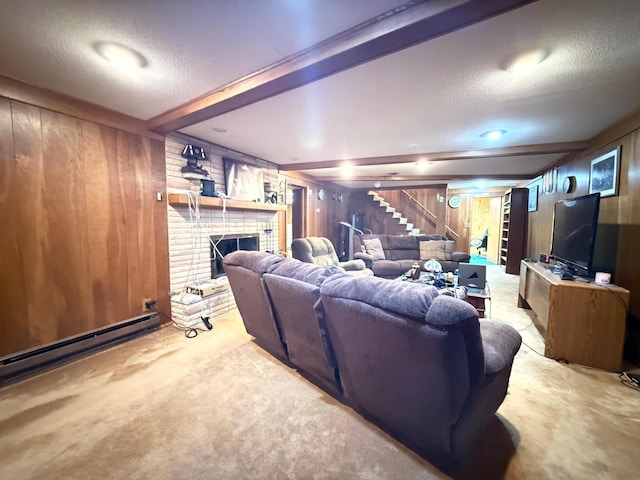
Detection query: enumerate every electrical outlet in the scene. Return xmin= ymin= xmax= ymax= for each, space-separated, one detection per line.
xmin=142 ymin=298 xmax=153 ymax=311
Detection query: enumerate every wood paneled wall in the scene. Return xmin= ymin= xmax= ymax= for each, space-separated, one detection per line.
xmin=527 ymin=129 xmax=640 ymax=321
xmin=0 ymin=97 xmax=169 ymax=357
xmin=281 ymin=171 xmax=351 ymax=251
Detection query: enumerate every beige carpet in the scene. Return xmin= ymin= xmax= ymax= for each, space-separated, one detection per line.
xmin=1 ymin=266 xmax=640 ymax=479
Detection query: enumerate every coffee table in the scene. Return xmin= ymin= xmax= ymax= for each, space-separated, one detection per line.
xmin=397 ymin=270 xmax=491 ymax=317
xmin=464 ymin=283 xmax=491 ymax=319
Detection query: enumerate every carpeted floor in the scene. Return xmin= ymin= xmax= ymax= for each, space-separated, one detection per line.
xmin=1 ymin=266 xmax=639 ymax=479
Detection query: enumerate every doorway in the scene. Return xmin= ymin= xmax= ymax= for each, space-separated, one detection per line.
xmin=470 ymin=196 xmax=502 ymax=264
xmin=286 ymin=185 xmax=306 ymax=256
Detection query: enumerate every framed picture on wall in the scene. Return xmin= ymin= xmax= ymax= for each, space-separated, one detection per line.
xmin=528 ymin=184 xmax=538 ymax=212
xmin=589 ymin=146 xmax=621 ymax=197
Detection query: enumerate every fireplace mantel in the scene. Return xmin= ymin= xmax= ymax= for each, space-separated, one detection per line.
xmin=168 ymin=193 xmax=286 ymax=212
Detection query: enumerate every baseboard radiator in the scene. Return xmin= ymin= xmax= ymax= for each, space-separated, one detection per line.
xmin=0 ymin=313 xmax=160 ymax=385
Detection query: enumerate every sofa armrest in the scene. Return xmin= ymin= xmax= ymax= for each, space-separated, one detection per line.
xmin=338 ymin=259 xmax=367 ymax=271
xmin=479 ymin=320 xmax=522 ymax=376
xmin=353 ymin=252 xmax=374 ymax=268
xmin=451 ymin=251 xmax=471 ymax=263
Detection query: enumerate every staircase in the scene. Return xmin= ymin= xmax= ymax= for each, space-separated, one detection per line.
xmin=368 ymin=191 xmax=421 ymax=235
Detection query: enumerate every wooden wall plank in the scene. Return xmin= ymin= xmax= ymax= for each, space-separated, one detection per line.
xmin=81 ymin=120 xmax=115 ymax=327
xmin=41 ymin=109 xmax=93 ymax=339
xmin=0 ymin=99 xmax=31 ymax=355
xmin=150 ymin=138 xmax=170 ymax=320
xmin=116 ymin=131 xmax=143 ymax=315
xmin=11 ymin=102 xmax=56 ymax=348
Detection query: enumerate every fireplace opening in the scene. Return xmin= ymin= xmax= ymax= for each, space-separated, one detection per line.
xmin=210 ymin=233 xmax=260 ymax=278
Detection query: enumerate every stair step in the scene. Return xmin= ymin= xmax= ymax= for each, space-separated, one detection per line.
xmin=398 ymin=217 xmax=407 ymax=224
xmin=405 ymin=223 xmax=413 ymax=230
xmin=384 ymin=206 xmax=395 ymax=213
xmin=392 ymin=212 xmax=402 ymax=219
xmin=379 ymin=201 xmax=389 ymax=207
xmin=410 ymin=229 xmax=421 ymax=235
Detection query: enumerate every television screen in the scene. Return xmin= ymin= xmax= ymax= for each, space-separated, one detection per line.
xmin=551 ymin=193 xmax=600 ymax=274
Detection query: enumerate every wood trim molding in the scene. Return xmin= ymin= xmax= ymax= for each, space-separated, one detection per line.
xmin=168 ymin=194 xmax=286 ymax=212
xmin=0 ymin=75 xmax=163 ymax=141
xmin=315 ymin=174 xmax=533 ymax=182
xmin=279 ymin=141 xmax=588 ymax=171
xmin=147 ymin=0 xmax=537 ymax=134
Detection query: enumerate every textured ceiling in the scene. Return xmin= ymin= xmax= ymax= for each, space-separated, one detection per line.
xmin=1 ymin=0 xmax=640 ymax=189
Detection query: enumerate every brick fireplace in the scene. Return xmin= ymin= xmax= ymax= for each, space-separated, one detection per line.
xmin=165 ymin=133 xmax=281 ymax=325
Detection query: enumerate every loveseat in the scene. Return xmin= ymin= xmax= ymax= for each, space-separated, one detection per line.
xmin=223 ymin=250 xmax=521 ymax=470
xmin=353 ymin=233 xmax=470 ymax=278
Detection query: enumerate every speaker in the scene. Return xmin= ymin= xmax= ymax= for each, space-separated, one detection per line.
xmin=539 ymin=253 xmax=550 ymax=263
xmin=201 ymin=179 xmax=216 ymax=197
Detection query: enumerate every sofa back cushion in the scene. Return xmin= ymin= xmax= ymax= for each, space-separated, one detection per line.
xmin=319 ymin=274 xmax=484 ymax=457
xmin=223 ymin=251 xmax=288 ymax=358
xmin=386 ymin=235 xmax=419 ymax=261
xmin=264 ymin=259 xmax=345 ymax=391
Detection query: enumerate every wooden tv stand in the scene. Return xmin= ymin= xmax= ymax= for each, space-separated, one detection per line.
xmin=518 ymin=260 xmax=629 ymax=371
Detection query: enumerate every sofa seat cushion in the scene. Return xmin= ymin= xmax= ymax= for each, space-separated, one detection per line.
xmin=371 ymin=259 xmax=417 ymax=278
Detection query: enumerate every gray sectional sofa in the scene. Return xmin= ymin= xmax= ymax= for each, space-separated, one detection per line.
xmin=223 ymin=250 xmax=521 ymax=471
xmin=352 ymin=233 xmax=471 ymax=278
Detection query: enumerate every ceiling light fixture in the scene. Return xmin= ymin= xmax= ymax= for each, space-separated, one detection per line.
xmin=506 ymin=49 xmax=548 ymax=73
xmin=374 ymin=181 xmax=381 ymax=188
xmin=94 ymin=41 xmax=147 ymax=69
xmin=213 ymin=127 xmax=227 ymax=133
xmin=481 ymin=129 xmax=506 ymax=140
xmin=341 ymin=162 xmax=353 ymax=178
xmin=416 ymin=160 xmax=428 ymax=170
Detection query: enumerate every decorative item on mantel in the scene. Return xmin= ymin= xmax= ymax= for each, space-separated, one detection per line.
xmin=181 ymin=143 xmax=210 ymax=180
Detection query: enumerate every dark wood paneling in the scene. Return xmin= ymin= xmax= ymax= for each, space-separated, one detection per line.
xmin=528 ymin=129 xmax=640 ymax=321
xmin=0 ymin=99 xmax=31 ymax=350
xmin=41 ymin=109 xmax=93 ymax=339
xmin=0 ymin=99 xmax=168 ymax=357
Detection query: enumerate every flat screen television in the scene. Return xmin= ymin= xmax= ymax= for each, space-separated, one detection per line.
xmin=551 ymin=193 xmax=600 ymax=276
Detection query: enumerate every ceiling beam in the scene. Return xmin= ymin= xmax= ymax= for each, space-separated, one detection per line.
xmin=146 ymin=0 xmax=538 ymax=134
xmin=314 ymin=174 xmax=533 ymax=182
xmin=279 ymin=141 xmax=589 ymax=171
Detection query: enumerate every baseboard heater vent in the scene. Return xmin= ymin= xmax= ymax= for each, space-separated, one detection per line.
xmin=0 ymin=313 xmax=160 ymax=385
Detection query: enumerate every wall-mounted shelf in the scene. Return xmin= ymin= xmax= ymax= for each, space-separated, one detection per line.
xmin=168 ymin=193 xmax=286 ymax=212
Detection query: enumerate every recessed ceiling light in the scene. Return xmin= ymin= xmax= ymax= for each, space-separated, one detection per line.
xmin=481 ymin=129 xmax=506 ymax=140
xmin=506 ymin=49 xmax=548 ymax=73
xmin=374 ymin=181 xmax=381 ymax=188
xmin=213 ymin=127 xmax=227 ymax=133
xmin=341 ymin=162 xmax=353 ymax=177
xmin=94 ymin=41 xmax=147 ymax=69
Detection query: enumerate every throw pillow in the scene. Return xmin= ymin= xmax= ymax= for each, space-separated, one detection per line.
xmin=362 ymin=238 xmax=386 ymax=260
xmin=443 ymin=240 xmax=456 ymax=261
xmin=419 ymin=240 xmax=446 ymax=261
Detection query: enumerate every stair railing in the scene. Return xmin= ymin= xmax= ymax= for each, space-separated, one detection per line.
xmin=401 ymin=190 xmax=437 ymax=222
xmin=401 ymin=190 xmax=459 ymax=238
